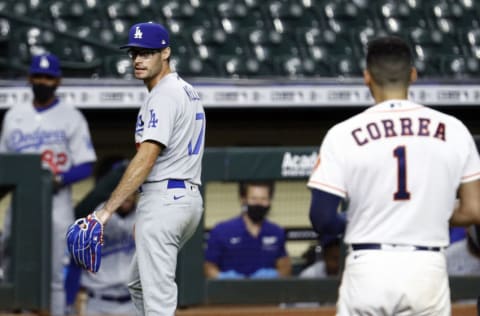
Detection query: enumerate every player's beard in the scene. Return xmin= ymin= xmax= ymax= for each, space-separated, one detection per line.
xmin=32 ymin=83 xmax=57 ymax=104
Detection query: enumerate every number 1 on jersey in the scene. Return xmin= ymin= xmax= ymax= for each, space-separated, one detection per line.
xmin=393 ymin=145 xmax=411 ymax=200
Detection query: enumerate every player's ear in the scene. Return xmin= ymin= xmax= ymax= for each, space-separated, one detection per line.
xmin=363 ymin=69 xmax=372 ymax=86
xmin=162 ymin=47 xmax=171 ymax=61
xmin=409 ymin=67 xmax=417 ymax=84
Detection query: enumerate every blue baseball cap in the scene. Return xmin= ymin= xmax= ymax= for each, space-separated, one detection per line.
xmin=120 ymin=22 xmax=170 ymax=50
xmin=29 ymin=53 xmax=62 ymax=77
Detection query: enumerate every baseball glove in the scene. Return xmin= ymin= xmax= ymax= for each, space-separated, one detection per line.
xmin=66 ymin=212 xmax=104 ymax=273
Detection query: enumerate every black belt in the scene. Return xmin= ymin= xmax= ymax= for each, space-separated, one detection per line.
xmin=88 ymin=291 xmax=131 ymax=303
xmin=351 ymin=243 xmax=443 ymax=252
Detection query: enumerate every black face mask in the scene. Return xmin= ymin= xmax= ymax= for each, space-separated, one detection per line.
xmin=246 ymin=204 xmax=270 ymax=223
xmin=32 ymin=83 xmax=57 ymax=103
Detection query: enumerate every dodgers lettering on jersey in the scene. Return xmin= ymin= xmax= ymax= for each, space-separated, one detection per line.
xmin=308 ymin=100 xmax=480 ymax=247
xmin=134 ymin=72 xmax=205 ymax=184
xmin=0 ymin=100 xmax=96 ymax=174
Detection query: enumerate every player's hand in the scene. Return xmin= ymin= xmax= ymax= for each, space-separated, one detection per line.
xmin=250 ymin=268 xmax=279 ymax=279
xmin=217 ymin=270 xmax=245 ymax=279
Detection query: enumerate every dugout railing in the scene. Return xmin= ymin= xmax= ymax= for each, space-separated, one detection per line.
xmin=0 ymin=154 xmax=51 ymax=312
xmin=177 ymin=146 xmax=480 ymax=307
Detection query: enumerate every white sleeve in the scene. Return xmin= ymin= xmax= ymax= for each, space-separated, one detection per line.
xmin=69 ymin=111 xmax=97 ymax=165
xmin=461 ymin=133 xmax=480 ymax=183
xmin=0 ymin=111 xmax=11 ymax=152
xmin=307 ymin=127 xmax=347 ymax=198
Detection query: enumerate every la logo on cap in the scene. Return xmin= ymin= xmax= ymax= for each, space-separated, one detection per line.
xmin=134 ymin=26 xmax=143 ymax=39
xmin=40 ymin=56 xmax=50 ymax=69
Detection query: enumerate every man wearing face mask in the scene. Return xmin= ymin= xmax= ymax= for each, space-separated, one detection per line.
xmin=0 ymin=53 xmax=96 ymax=315
xmin=204 ymin=181 xmax=292 ymax=279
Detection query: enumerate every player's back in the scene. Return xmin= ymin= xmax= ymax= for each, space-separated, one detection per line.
xmin=334 ymin=99 xmax=476 ymax=247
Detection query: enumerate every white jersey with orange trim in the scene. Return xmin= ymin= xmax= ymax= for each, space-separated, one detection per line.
xmin=308 ymin=99 xmax=480 ymax=247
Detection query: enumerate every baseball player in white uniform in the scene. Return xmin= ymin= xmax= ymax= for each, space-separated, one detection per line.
xmin=91 ymin=22 xmax=205 ymax=316
xmin=308 ymin=36 xmax=480 ymax=315
xmin=0 ymin=53 xmax=97 ymax=315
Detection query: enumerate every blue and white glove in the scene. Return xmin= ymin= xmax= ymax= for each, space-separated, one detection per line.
xmin=66 ymin=212 xmax=104 ymax=273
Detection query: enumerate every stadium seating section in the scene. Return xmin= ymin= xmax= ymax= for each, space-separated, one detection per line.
xmin=0 ymin=0 xmax=479 ymax=78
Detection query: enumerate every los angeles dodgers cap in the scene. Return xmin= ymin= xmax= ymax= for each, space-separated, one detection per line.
xmin=120 ymin=22 xmax=170 ymax=49
xmin=29 ymin=53 xmax=62 ymax=77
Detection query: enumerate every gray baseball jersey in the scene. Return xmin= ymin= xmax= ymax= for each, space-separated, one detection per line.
xmin=128 ymin=71 xmax=205 ymax=316
xmin=0 ymin=100 xmax=96 ymax=316
xmin=135 ymin=72 xmax=205 ymax=185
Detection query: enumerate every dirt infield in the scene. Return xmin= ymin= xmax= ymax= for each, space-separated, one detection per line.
xmin=176 ymin=303 xmax=478 ymax=316
xmin=0 ymin=304 xmax=476 ymax=316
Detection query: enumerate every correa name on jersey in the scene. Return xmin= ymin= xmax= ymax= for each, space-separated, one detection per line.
xmin=351 ymin=116 xmax=446 ymax=146
xmin=7 ymin=128 xmax=67 ymax=151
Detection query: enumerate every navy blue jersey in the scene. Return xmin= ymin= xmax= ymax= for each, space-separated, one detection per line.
xmin=205 ymin=216 xmax=288 ymax=276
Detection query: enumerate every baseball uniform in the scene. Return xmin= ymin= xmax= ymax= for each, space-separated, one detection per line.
xmin=205 ymin=216 xmax=287 ymax=276
xmin=81 ymin=208 xmax=136 ymax=315
xmin=308 ymin=99 xmax=480 ymax=315
xmin=127 ymin=71 xmax=205 ymax=316
xmin=0 ymin=98 xmax=96 ymax=315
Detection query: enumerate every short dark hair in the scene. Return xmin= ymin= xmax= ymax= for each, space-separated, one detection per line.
xmin=366 ymin=36 xmax=413 ymax=87
xmin=239 ymin=181 xmax=275 ymax=199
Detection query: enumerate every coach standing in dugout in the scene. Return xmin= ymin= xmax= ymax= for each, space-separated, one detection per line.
xmin=308 ymin=36 xmax=480 ymax=315
xmin=0 ymin=53 xmax=97 ymax=315
xmin=69 ymin=22 xmax=206 ymax=316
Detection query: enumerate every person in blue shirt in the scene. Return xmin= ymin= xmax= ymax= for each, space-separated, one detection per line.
xmin=204 ymin=181 xmax=291 ymax=279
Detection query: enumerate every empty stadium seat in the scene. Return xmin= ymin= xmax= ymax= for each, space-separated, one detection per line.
xmin=267 ymin=0 xmax=322 ymax=33
xmin=427 ymin=0 xmax=479 ymax=34
xmin=377 ymin=0 xmax=428 ymax=34
xmin=322 ymin=0 xmax=377 ymax=34
xmin=441 ymin=55 xmax=479 ymax=78
xmin=217 ymin=0 xmax=266 ymax=34
xmin=162 ymin=0 xmax=216 ymax=32
xmin=0 ymin=0 xmax=478 ymax=78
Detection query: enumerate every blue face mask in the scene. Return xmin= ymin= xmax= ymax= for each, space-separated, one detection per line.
xmin=246 ymin=204 xmax=270 ymax=223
